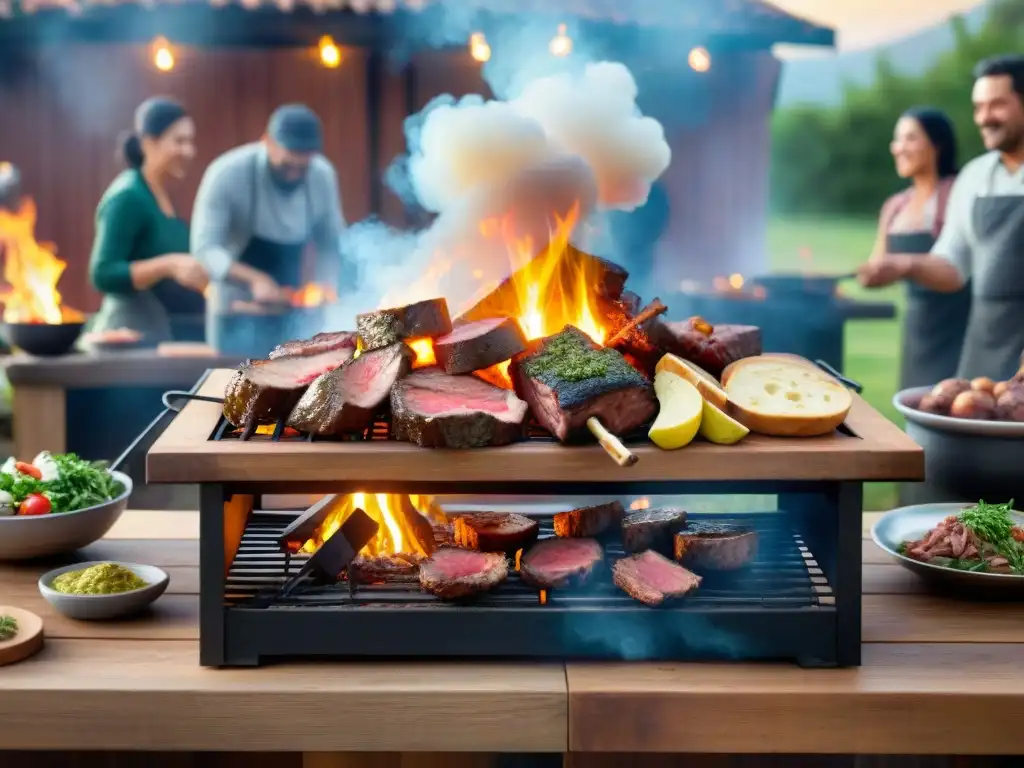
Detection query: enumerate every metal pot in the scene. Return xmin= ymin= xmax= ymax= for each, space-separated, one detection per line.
xmin=751 ymin=273 xmax=856 ymax=297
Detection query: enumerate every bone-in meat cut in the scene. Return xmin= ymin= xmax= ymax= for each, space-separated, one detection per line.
xmin=621 ymin=508 xmax=688 ymax=554
xmin=268 ymin=331 xmax=357 ymax=360
xmin=390 ymin=367 xmax=528 ymax=448
xmin=357 ymin=298 xmax=452 ymax=351
xmin=419 ymin=547 xmax=509 ymax=599
xmin=287 ymin=343 xmax=411 ymax=437
xmin=434 ymin=317 xmax=528 ymax=375
xmin=613 ymin=550 xmax=702 ymax=606
xmin=452 ymin=512 xmax=539 ymax=554
xmin=553 ymin=500 xmax=624 ymax=538
xmin=222 ymin=346 xmax=355 ymax=428
xmin=519 ymin=537 xmax=603 ymax=589
xmin=646 ymin=317 xmax=761 ymax=377
xmin=674 ymin=521 xmax=759 ymax=572
xmin=509 ymin=325 xmax=657 ymax=442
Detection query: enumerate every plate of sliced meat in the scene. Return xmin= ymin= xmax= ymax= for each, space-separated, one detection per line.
xmin=871 ymin=501 xmax=1024 ymax=595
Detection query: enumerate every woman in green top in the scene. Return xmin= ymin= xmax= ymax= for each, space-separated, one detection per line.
xmin=89 ymin=97 xmax=209 ymax=344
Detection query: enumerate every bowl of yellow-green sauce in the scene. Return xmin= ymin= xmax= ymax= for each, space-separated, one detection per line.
xmin=38 ymin=561 xmax=168 ymax=620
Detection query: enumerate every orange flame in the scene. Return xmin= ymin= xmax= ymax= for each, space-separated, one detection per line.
xmin=407 ymin=337 xmax=436 ymax=368
xmin=287 ymin=282 xmax=336 ymax=307
xmin=300 ymin=493 xmax=443 ymax=557
xmin=0 ymin=198 xmax=84 ymax=324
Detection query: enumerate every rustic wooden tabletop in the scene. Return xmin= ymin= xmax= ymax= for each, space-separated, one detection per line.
xmin=1 ymin=511 xmax=1022 ymax=762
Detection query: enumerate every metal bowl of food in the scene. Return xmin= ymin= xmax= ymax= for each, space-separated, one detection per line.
xmin=1 ymin=321 xmax=84 ymax=357
xmin=38 ymin=561 xmax=169 ymax=620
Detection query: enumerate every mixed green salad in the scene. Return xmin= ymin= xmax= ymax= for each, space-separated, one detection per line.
xmin=0 ymin=452 xmax=125 ymax=517
xmin=899 ymin=500 xmax=1024 ymax=575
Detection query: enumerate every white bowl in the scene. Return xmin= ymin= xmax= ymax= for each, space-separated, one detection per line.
xmin=0 ymin=470 xmax=133 ymax=561
xmin=894 ymin=386 xmax=1024 ymax=438
xmin=38 ymin=560 xmax=169 ymax=620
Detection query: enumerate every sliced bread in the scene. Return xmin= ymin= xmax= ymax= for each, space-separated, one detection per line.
xmin=655 ymin=353 xmax=728 ymax=410
xmin=720 ymin=353 xmax=819 ymax=387
xmin=723 ymin=358 xmax=852 ymax=437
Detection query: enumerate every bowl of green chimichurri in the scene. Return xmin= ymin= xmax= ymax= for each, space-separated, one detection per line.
xmin=37 ymin=561 xmax=168 ymax=620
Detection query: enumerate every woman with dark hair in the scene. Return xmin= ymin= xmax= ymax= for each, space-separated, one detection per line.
xmin=864 ymin=107 xmax=971 ymax=389
xmin=89 ymin=97 xmax=208 ymax=344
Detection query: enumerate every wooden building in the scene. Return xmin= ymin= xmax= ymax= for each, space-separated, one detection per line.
xmin=0 ymin=0 xmax=832 ymax=312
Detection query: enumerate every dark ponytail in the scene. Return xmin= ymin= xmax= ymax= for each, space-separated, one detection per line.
xmin=117 ymin=96 xmax=188 ymax=169
xmin=901 ymin=106 xmax=959 ymax=179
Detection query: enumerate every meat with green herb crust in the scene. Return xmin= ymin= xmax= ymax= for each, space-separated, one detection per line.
xmin=509 ymin=325 xmax=657 ymax=442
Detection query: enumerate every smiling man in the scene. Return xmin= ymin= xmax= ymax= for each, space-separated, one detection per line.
xmin=858 ymin=54 xmax=1024 ymax=380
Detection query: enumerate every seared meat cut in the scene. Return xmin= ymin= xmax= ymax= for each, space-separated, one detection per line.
xmin=452 ymin=512 xmax=539 ymax=554
xmin=419 ymin=547 xmax=508 ymax=599
xmin=674 ymin=521 xmax=758 ymax=572
xmin=434 ymin=317 xmax=528 ymax=375
xmin=268 ymin=331 xmax=357 ymax=360
xmin=287 ymin=343 xmax=411 ymax=437
xmin=509 ymin=326 xmax=657 ymax=442
xmin=613 ymin=550 xmax=702 ymax=606
xmin=222 ymin=347 xmax=355 ymax=428
xmin=621 ymin=508 xmax=688 ymax=555
xmin=554 ymin=500 xmax=624 ymax=538
xmin=349 ymin=553 xmax=426 ymax=584
xmin=519 ymin=538 xmax=603 ymax=589
xmin=647 ymin=317 xmax=761 ymax=377
xmin=391 ymin=367 xmax=528 ymax=448
xmin=357 ymin=298 xmax=452 ymax=351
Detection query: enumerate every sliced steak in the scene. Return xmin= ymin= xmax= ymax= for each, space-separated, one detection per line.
xmin=268 ymin=331 xmax=357 ymax=360
xmin=613 ymin=550 xmax=702 ymax=606
xmin=453 ymin=512 xmax=539 ymax=554
xmin=554 ymin=500 xmax=624 ymax=538
xmin=349 ymin=553 xmax=426 ymax=584
xmin=621 ymin=508 xmax=688 ymax=555
xmin=647 ymin=317 xmax=761 ymax=377
xmin=391 ymin=367 xmax=528 ymax=448
xmin=674 ymin=521 xmax=759 ymax=572
xmin=419 ymin=547 xmax=508 ymax=599
xmin=520 ymin=537 xmax=603 ymax=589
xmin=435 ymin=317 xmax=528 ymax=375
xmin=222 ymin=347 xmax=355 ymax=428
xmin=509 ymin=325 xmax=657 ymax=442
xmin=357 ymin=298 xmax=452 ymax=351
xmin=287 ymin=343 xmax=411 ymax=437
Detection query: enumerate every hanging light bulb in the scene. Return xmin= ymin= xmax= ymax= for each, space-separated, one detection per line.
xmin=688 ymin=46 xmax=711 ymax=73
xmin=549 ymin=23 xmax=572 ymax=57
xmin=469 ymin=32 xmax=491 ymax=63
xmin=151 ymin=36 xmax=174 ymax=73
xmin=318 ymin=35 xmax=341 ymax=68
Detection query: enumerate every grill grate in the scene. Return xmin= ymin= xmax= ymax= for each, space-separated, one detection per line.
xmin=224 ymin=511 xmax=830 ymax=611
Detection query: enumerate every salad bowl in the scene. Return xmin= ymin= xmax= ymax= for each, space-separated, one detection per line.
xmin=0 ymin=469 xmax=132 ymax=561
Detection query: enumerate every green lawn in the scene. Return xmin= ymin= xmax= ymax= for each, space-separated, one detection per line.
xmin=766 ymin=216 xmax=904 ymax=512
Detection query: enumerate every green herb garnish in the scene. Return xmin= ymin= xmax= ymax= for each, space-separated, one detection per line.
xmin=524 ymin=327 xmax=636 ymax=382
xmin=0 ymin=614 xmax=17 ymax=641
xmin=0 ymin=452 xmax=124 ymax=514
xmin=958 ymin=499 xmax=1024 ymax=574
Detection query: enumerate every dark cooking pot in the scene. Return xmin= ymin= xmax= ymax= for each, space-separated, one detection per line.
xmin=1 ymin=321 xmax=84 ymax=357
xmin=751 ymin=273 xmax=857 ymax=297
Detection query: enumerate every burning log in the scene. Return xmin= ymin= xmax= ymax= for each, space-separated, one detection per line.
xmin=279 ymin=507 xmax=379 ymax=596
xmin=604 ymin=298 xmax=667 ymax=350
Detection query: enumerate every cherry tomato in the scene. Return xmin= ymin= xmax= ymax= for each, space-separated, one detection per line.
xmin=14 ymin=461 xmax=41 ymax=480
xmin=18 ymin=493 xmax=51 ymax=516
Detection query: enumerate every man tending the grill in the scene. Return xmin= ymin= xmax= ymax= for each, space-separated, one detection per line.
xmin=191 ymin=104 xmax=345 ymax=330
xmin=858 ymin=54 xmax=1024 ymax=382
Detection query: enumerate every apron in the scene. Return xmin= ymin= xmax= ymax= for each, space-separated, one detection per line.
xmin=956 ymin=183 xmax=1024 ymax=381
xmin=92 ymin=290 xmax=171 ymax=347
xmin=887 ymin=231 xmax=971 ymax=389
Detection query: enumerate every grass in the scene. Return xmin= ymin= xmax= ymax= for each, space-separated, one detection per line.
xmin=766 ymin=215 xmax=904 ymax=512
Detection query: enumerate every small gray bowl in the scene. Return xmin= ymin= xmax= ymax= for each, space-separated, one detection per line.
xmin=38 ymin=561 xmax=169 ymax=620
xmin=0 ymin=470 xmax=133 ymax=561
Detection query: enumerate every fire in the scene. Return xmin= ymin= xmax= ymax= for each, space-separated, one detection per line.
xmin=0 ymin=198 xmax=83 ymax=324
xmin=300 ymin=493 xmax=442 ymax=556
xmin=408 ymin=337 xmax=436 ymax=368
xmin=629 ymin=498 xmax=650 ymax=511
xmin=287 ymin=282 xmax=336 ymax=308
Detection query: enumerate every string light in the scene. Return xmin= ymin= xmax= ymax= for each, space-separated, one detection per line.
xmin=688 ymin=46 xmax=711 ymax=73
xmin=150 ymin=36 xmax=174 ymax=72
xmin=318 ymin=35 xmax=341 ymax=68
xmin=469 ymin=32 xmax=491 ymax=63
xmin=549 ymin=23 xmax=572 ymax=57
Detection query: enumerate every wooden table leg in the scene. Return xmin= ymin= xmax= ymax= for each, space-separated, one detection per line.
xmin=11 ymin=384 xmax=65 ymax=458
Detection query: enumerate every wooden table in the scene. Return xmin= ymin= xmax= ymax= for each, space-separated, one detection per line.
xmin=2 ymin=511 xmax=1022 ymax=766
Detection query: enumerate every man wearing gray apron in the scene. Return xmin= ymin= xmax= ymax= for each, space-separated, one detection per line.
xmin=859 ymin=55 xmax=1024 ymax=382
xmin=191 ymin=104 xmax=345 ymax=348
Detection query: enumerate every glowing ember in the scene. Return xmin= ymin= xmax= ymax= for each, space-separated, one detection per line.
xmin=0 ymin=198 xmax=84 ymax=324
xmin=287 ymin=282 xmax=336 ymax=308
xmin=231 ymin=425 xmax=301 ymax=438
xmin=539 ymin=589 xmax=548 ymax=605
xmin=407 ymin=338 xmax=436 ymax=368
xmin=629 ymin=498 xmax=650 ymax=511
xmin=300 ymin=493 xmax=443 ymax=557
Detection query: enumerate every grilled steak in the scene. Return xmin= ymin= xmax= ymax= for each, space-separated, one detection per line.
xmin=647 ymin=317 xmax=761 ymax=377
xmin=621 ymin=508 xmax=688 ymax=554
xmin=222 ymin=347 xmax=355 ymax=428
xmin=287 ymin=343 xmax=411 ymax=437
xmin=674 ymin=521 xmax=758 ymax=572
xmin=554 ymin=500 xmax=624 ymax=538
xmin=349 ymin=553 xmax=426 ymax=584
xmin=434 ymin=317 xmax=528 ymax=375
xmin=613 ymin=550 xmax=702 ymax=606
xmin=509 ymin=325 xmax=657 ymax=442
xmin=520 ymin=537 xmax=603 ymax=589
xmin=452 ymin=512 xmax=539 ymax=554
xmin=268 ymin=331 xmax=357 ymax=360
xmin=391 ymin=367 xmax=528 ymax=448
xmin=357 ymin=298 xmax=452 ymax=351
xmin=419 ymin=547 xmax=508 ymax=599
